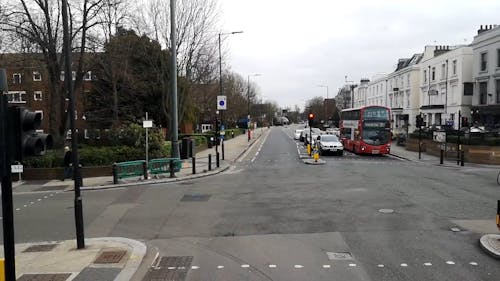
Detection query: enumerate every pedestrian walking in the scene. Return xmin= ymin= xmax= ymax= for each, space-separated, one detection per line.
xmin=63 ymin=146 xmax=72 ymax=181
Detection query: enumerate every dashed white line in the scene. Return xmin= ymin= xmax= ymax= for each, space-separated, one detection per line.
xmin=469 ymin=262 xmax=478 ymax=266
xmin=167 ymin=266 xmax=176 ymax=270
xmin=400 ymin=263 xmax=408 ymax=267
xmin=348 ymin=263 xmax=357 ymax=267
xmin=30 ymin=202 xmax=34 ymax=204
xmin=23 ymin=205 xmax=27 ymax=207
xmin=322 ymin=265 xmax=331 ymax=268
xmin=191 ymin=266 xmax=199 ymax=269
xmin=37 ymin=199 xmax=42 ymax=201
xmin=377 ymin=264 xmax=385 ymax=268
xmin=445 ymin=261 xmax=455 ymax=265
xmin=268 ymin=264 xmax=277 ymax=268
xmin=15 ymin=208 xmax=20 ymax=211
xmin=294 ymin=265 xmax=303 ymax=269
xmin=44 ymin=196 xmax=48 ymax=199
xmin=217 ymin=265 xmax=224 ymax=269
xmin=423 ymin=262 xmax=432 ymax=266
xmin=241 ymin=264 xmax=250 ymax=268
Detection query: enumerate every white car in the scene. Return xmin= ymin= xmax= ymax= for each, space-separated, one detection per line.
xmin=294 ymin=129 xmax=304 ymax=140
xmin=317 ymin=134 xmax=344 ymax=156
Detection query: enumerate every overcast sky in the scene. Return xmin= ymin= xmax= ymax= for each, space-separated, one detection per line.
xmin=217 ymin=0 xmax=500 ymax=110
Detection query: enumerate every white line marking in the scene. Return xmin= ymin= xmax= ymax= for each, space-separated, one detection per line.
xmin=217 ymin=265 xmax=224 ymax=269
xmin=30 ymin=202 xmax=34 ymax=204
xmin=37 ymin=199 xmax=42 ymax=201
xmin=445 ymin=261 xmax=455 ymax=265
xmin=168 ymin=267 xmax=176 ymax=270
xmin=423 ymin=262 xmax=432 ymax=266
xmin=469 ymin=262 xmax=478 ymax=266
xmin=50 ymin=194 xmax=54 ymax=197
xmin=177 ymin=266 xmax=185 ymax=270
xmin=23 ymin=205 xmax=27 ymax=207
xmin=294 ymin=265 xmax=303 ymax=268
xmin=322 ymin=264 xmax=331 ymax=268
xmin=400 ymin=263 xmax=408 ymax=267
xmin=377 ymin=264 xmax=385 ymax=268
xmin=15 ymin=208 xmax=20 ymax=211
xmin=251 ymin=157 xmax=256 ymax=162
xmin=241 ymin=264 xmax=250 ymax=268
xmin=44 ymin=196 xmax=48 ymax=199
xmin=268 ymin=264 xmax=277 ymax=268
xmin=348 ymin=263 xmax=357 ymax=267
xmin=191 ymin=266 xmax=199 ymax=269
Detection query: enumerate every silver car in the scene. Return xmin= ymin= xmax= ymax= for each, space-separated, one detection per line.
xmin=317 ymin=134 xmax=344 ymax=156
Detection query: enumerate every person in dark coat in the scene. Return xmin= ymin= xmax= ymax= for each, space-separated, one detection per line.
xmin=63 ymin=146 xmax=72 ymax=180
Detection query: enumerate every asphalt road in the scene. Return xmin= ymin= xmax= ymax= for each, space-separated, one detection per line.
xmin=3 ymin=125 xmax=500 ymax=280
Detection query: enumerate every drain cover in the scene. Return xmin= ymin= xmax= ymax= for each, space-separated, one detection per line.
xmin=327 ymin=252 xmax=354 ymax=260
xmin=17 ymin=273 xmax=71 ymax=281
xmin=181 ymin=194 xmax=211 ymax=202
xmin=378 ymin=208 xmax=394 ymax=214
xmin=94 ymin=250 xmax=127 ymax=264
xmin=23 ymin=244 xmax=58 ymax=253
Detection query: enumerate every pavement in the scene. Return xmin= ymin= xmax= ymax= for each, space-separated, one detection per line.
xmin=3 ymin=127 xmax=269 ymax=281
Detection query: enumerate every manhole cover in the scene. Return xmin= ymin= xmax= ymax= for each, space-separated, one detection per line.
xmin=181 ymin=194 xmax=211 ymax=202
xmin=326 ymin=252 xmax=354 ymax=260
xmin=143 ymin=256 xmax=193 ymax=281
xmin=17 ymin=273 xmax=71 ymax=281
xmin=23 ymin=244 xmax=58 ymax=253
xmin=378 ymin=208 xmax=394 ymax=214
xmin=94 ymin=250 xmax=127 ymax=264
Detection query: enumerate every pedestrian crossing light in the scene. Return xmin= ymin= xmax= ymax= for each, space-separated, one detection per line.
xmin=8 ymin=106 xmax=53 ymax=162
xmin=308 ymin=112 xmax=315 ymax=127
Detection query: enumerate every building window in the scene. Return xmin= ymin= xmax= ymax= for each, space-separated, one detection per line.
xmin=35 ymin=110 xmax=43 ymax=120
xmin=423 ymin=70 xmax=427 ymax=83
xmin=435 ymin=113 xmax=442 ymax=126
xmin=6 ymin=91 xmax=27 ymax=103
xmin=441 ymin=63 xmax=446 ymax=79
xmin=75 ymin=110 xmax=78 ymax=120
xmin=13 ymin=73 xmax=21 ymax=84
xmin=496 ymin=79 xmax=500 ymax=104
xmin=407 ymin=93 xmax=410 ymax=108
xmin=497 ymin=49 xmax=500 ymax=68
xmin=407 ymin=74 xmax=410 ymax=87
xmin=480 ymin=52 xmax=488 ymax=71
xmin=72 ymin=71 xmax=76 ymax=81
xmin=33 ymin=71 xmax=42 ymax=81
xmin=34 ymin=91 xmax=43 ymax=101
xmin=84 ymin=129 xmax=90 ymax=139
xmin=84 ymin=71 xmax=92 ymax=81
xmin=450 ymin=113 xmax=455 ymax=125
xmin=431 ymin=67 xmax=436 ymax=81
xmin=479 ymin=81 xmax=488 ymax=105
xmin=452 ymin=60 xmax=457 ymax=75
xmin=60 ymin=71 xmax=65 ymax=81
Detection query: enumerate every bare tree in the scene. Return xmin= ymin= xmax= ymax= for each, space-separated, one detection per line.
xmin=0 ymin=0 xmax=104 ymax=143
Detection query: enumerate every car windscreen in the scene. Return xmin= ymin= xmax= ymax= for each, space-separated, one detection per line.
xmin=321 ymin=135 xmax=339 ymax=142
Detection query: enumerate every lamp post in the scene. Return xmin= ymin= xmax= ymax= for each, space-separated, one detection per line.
xmin=247 ymin=74 xmax=262 ymax=140
xmin=217 ymin=31 xmax=242 ymax=156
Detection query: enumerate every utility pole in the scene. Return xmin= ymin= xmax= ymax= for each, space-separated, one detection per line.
xmin=170 ymin=0 xmax=180 ymax=158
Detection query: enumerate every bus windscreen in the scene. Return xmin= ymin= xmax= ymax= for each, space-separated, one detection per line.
xmin=363 ymin=107 xmax=389 ymax=120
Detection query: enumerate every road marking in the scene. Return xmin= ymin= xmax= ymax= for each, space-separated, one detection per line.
xmin=377 ymin=264 xmax=385 ymax=268
xmin=241 ymin=264 xmax=250 ymax=268
xmin=217 ymin=265 xmax=224 ymax=269
xmin=23 ymin=205 xmax=27 ymax=207
xmin=191 ymin=266 xmax=199 ymax=269
xmin=30 ymin=202 xmax=34 ymax=204
xmin=44 ymin=196 xmax=48 ymax=199
xmin=294 ymin=265 xmax=303 ymax=268
xmin=400 ymin=263 xmax=408 ymax=267
xmin=168 ymin=267 xmax=176 ymax=270
xmin=322 ymin=265 xmax=331 ymax=268
xmin=445 ymin=261 xmax=455 ymax=265
xmin=423 ymin=262 xmax=432 ymax=266
xmin=469 ymin=262 xmax=478 ymax=266
xmin=15 ymin=208 xmax=20 ymax=211
xmin=251 ymin=157 xmax=256 ymax=162
xmin=348 ymin=263 xmax=357 ymax=267
xmin=269 ymin=264 xmax=277 ymax=268
xmin=37 ymin=199 xmax=42 ymax=201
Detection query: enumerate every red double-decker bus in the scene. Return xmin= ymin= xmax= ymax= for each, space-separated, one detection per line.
xmin=340 ymin=106 xmax=391 ymax=155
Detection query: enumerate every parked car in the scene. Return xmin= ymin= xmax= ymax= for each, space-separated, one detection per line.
xmin=304 ymin=128 xmax=323 ymax=146
xmin=294 ymin=129 xmax=304 ymax=140
xmin=316 ymin=134 xmax=344 ymax=156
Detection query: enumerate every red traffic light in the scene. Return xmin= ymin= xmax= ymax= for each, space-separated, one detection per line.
xmin=308 ymin=113 xmax=314 ymax=120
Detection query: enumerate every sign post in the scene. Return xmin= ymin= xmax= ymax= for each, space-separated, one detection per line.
xmin=143 ymin=112 xmax=153 ymax=178
xmin=217 ymin=96 xmax=227 ymax=160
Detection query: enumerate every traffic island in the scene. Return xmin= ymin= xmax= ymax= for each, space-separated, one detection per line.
xmin=303 ymin=158 xmax=326 ymax=165
xmin=479 ymin=234 xmax=500 ymax=259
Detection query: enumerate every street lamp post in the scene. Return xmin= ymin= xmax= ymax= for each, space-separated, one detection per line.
xmin=247 ymin=74 xmax=261 ymax=141
xmin=217 ymin=31 xmax=242 ymax=158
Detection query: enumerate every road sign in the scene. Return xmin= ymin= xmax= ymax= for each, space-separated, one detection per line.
xmin=11 ymin=164 xmax=23 ymax=173
xmin=217 ymin=95 xmax=227 ymax=110
xmin=143 ymin=120 xmax=153 ymax=128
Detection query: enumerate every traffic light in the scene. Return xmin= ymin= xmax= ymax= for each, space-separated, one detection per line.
xmin=8 ymin=106 xmax=53 ymax=162
xmin=308 ymin=112 xmax=315 ymax=127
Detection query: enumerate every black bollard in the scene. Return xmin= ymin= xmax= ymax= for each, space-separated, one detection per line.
xmin=169 ymin=159 xmax=175 ymax=178
xmin=112 ymin=163 xmax=118 ymax=184
xmin=216 ymin=152 xmax=220 ymax=168
xmin=461 ymin=150 xmax=465 ymax=166
xmin=192 ymin=156 xmax=196 ymax=174
xmin=208 ymin=154 xmax=212 ymax=171
xmin=440 ymin=149 xmax=444 ymax=165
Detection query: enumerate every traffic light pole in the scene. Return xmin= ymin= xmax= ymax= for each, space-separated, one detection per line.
xmin=0 ymin=93 xmax=16 ymax=281
xmin=62 ymin=0 xmax=85 ymax=249
xmin=457 ymin=110 xmax=461 ymax=165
